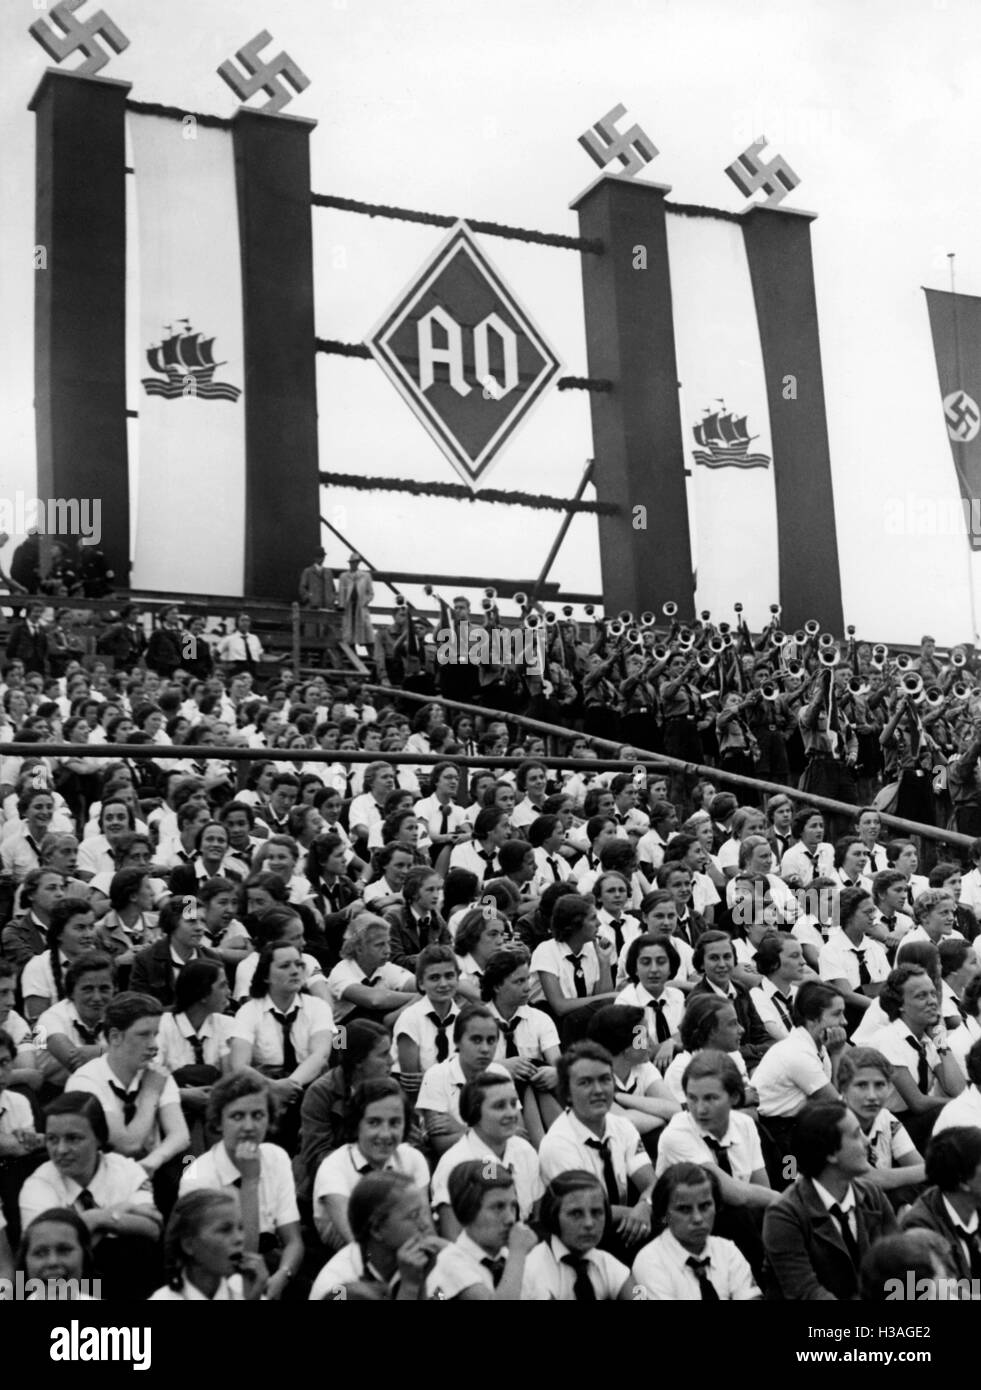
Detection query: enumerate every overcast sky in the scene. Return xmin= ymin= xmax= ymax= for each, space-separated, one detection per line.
xmin=2 ymin=0 xmax=981 ymax=644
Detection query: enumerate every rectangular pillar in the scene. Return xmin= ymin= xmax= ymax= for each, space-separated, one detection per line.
xmin=741 ymin=206 xmax=843 ymax=632
xmin=573 ymin=175 xmax=695 ymax=621
xmin=233 ymin=109 xmax=321 ymax=600
xmin=30 ymin=70 xmax=130 ymax=583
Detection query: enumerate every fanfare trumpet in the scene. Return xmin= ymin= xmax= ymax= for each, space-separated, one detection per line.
xmin=625 ymin=627 xmax=644 ymax=646
xmin=895 ymin=653 xmax=914 ymax=673
xmin=818 ymin=647 xmax=840 ymax=668
xmin=696 ymin=650 xmax=716 ymax=672
xmin=804 ymin=619 xmax=821 ymax=639
xmin=639 ymin=611 xmax=657 ymax=628
xmin=760 ymin=680 xmax=781 ymax=701
xmin=847 ymin=677 xmax=870 ymax=697
xmin=607 ymin=618 xmax=625 ymax=638
xmin=662 ymin=601 xmax=678 ymax=618
xmin=923 ymin=686 xmax=945 ymax=709
xmin=900 ymin=671 xmax=924 ymax=699
xmin=952 ymin=647 xmax=968 ymax=668
xmin=677 ymin=628 xmax=697 ymax=652
xmin=394 ymin=594 xmax=407 ymax=608
xmin=708 ymin=634 xmax=727 ymax=655
xmin=870 ymin=643 xmax=888 ymax=671
xmin=512 ymin=590 xmax=529 ymax=611
xmin=817 ymin=633 xmax=837 ymax=651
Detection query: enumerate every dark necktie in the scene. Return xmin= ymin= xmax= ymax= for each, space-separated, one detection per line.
xmin=499 ymin=1017 xmax=521 ymax=1058
xmin=568 ymin=952 xmax=588 ymax=999
xmin=439 ymin=805 xmax=451 ymax=835
xmin=546 ymin=856 xmax=561 ymax=881
xmin=562 ymin=1253 xmax=597 ymax=1301
xmin=906 ymin=1035 xmax=931 ymax=1093
xmin=649 ymin=997 xmax=671 ymax=1044
xmin=953 ymin=996 xmax=968 ymax=1023
xmin=702 ymin=1135 xmax=733 ymax=1176
xmin=676 ymin=915 xmax=693 ymax=948
xmin=955 ymin=1226 xmax=981 ymax=1279
xmin=806 ymin=851 xmax=819 ymax=873
xmin=271 ymin=1009 xmax=298 ymax=1073
xmin=363 ymin=974 xmax=379 ymax=988
xmin=880 ymin=914 xmax=897 ymax=932
xmin=428 ymin=1011 xmax=452 ymax=1062
xmin=585 ymin=1135 xmax=621 ymax=1206
xmin=608 ymin=916 xmax=625 ymax=957
xmin=481 ymin=1255 xmax=506 ymax=1288
xmin=188 ymin=1033 xmax=206 ymax=1066
xmin=686 ymin=1255 xmax=720 ymax=1301
xmin=75 ymin=1188 xmax=98 ymax=1212
xmin=107 ymin=1080 xmax=138 ymax=1126
xmin=478 ymin=849 xmax=495 ymax=881
xmin=243 ymin=635 xmax=256 ymax=670
xmin=829 ymin=1203 xmax=861 ymax=1269
xmin=851 ymin=948 xmax=872 ymax=987
xmin=75 ymin=1021 xmax=100 ymax=1046
xmin=234 ymin=847 xmax=254 ymax=870
xmin=771 ymin=991 xmax=794 ymax=1032
xmin=865 ymin=1138 xmax=879 ymax=1168
xmin=906 ymin=885 xmax=915 ymax=909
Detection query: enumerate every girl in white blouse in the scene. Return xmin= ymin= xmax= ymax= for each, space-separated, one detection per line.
xmin=21 ymin=898 xmax=97 ymax=1023
xmin=522 ymin=1172 xmax=637 ymax=1301
xmin=150 ymin=1190 xmax=267 ymax=1301
xmin=313 ymin=1077 xmax=428 ymax=1250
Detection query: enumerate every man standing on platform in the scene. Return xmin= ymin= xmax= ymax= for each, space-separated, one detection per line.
xmin=338 ymin=553 xmax=375 ymax=652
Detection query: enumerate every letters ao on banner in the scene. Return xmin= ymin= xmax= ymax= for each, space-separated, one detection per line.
xmin=665 ymin=212 xmax=780 ymax=628
xmin=128 ymin=115 xmax=246 ymax=595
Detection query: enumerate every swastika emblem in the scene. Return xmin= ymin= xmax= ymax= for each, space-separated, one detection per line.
xmin=578 ymin=104 xmax=659 ymax=179
xmin=28 ymin=0 xmax=129 ymax=76
xmin=217 ymin=31 xmax=310 ymax=114
xmin=944 ymin=389 xmax=981 ymax=443
xmin=725 ymin=135 xmax=800 ymax=208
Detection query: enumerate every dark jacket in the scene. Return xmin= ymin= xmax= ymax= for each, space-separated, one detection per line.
xmin=383 ymin=905 xmax=451 ymax=971
xmin=763 ymin=1176 xmax=897 ymax=1300
xmin=690 ymin=977 xmax=773 ymax=1067
xmin=6 ymin=620 xmax=48 ymax=674
xmin=900 ymin=1186 xmax=974 ymax=1281
xmin=146 ymin=626 xmax=184 ymax=677
xmin=129 ymin=937 xmax=223 ymax=1008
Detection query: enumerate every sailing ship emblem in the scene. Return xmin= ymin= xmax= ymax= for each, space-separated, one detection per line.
xmin=692 ymin=402 xmax=770 ymax=469
xmin=141 ymin=320 xmax=242 ymax=402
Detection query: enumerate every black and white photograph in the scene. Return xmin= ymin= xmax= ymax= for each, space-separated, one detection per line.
xmin=1 ymin=0 xmax=980 ymax=1366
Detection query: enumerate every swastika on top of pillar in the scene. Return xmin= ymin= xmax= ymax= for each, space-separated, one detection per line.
xmin=578 ymin=104 xmax=659 ymax=178
xmin=28 ymin=0 xmax=130 ymax=76
xmin=217 ymin=30 xmax=311 ymax=114
xmin=724 ymin=135 xmax=800 ymax=208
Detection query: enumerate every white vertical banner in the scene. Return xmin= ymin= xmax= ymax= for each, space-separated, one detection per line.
xmin=665 ymin=213 xmax=780 ymax=628
xmin=128 ymin=115 xmax=246 ymax=595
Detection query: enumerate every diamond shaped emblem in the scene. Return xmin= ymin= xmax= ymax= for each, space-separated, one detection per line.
xmin=367 ymin=222 xmax=562 ymax=488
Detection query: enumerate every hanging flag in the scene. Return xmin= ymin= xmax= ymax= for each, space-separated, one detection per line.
xmin=127 ymin=115 xmax=246 ymax=594
xmin=924 ymin=288 xmax=981 ymax=551
xmin=665 ymin=214 xmax=780 ymax=627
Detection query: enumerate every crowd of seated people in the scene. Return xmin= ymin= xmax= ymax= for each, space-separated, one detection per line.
xmin=1 ymin=598 xmax=981 ymax=1301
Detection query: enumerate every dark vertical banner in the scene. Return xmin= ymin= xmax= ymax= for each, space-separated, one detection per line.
xmin=574 ymin=177 xmax=694 ymax=621
xmin=741 ymin=207 xmax=843 ymax=631
xmin=924 ymin=288 xmax=981 ymax=551
xmin=30 ymin=70 xmax=131 ymax=584
xmin=232 ymin=109 xmax=321 ymax=600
